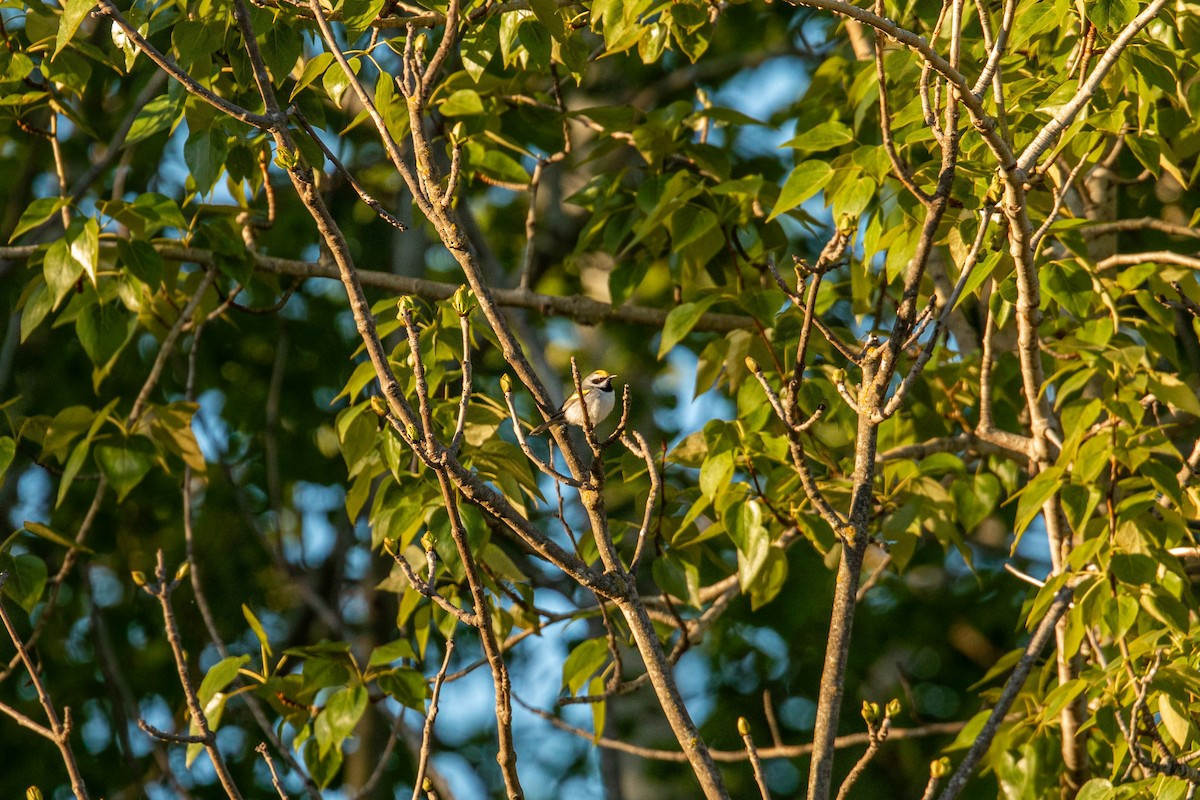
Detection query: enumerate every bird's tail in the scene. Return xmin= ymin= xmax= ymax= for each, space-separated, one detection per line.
xmin=529 ymin=414 xmax=559 ymax=435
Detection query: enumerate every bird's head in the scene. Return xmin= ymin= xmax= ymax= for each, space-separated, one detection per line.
xmin=584 ymin=369 xmax=617 ymax=391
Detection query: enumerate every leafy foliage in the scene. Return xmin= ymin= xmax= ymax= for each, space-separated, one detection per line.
xmin=0 ymin=0 xmax=1197 ymax=798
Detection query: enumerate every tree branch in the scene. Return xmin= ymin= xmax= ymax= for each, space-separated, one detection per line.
xmin=935 ymin=584 xmax=1074 ymax=800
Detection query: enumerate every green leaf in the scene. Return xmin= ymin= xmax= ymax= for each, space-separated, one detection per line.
xmin=562 ymin=638 xmax=608 ymax=695
xmin=729 ymin=500 xmax=770 ymax=590
xmin=94 ymin=437 xmax=156 ymax=501
xmin=243 ymin=604 xmax=273 ymax=657
xmin=954 ymin=251 xmax=1004 ymax=309
xmin=0 ymin=437 xmax=14 ymax=484
xmin=368 ymin=639 xmax=417 ymax=667
xmin=1159 ymin=694 xmax=1191 ymax=747
xmin=10 ymin=198 xmax=68 ymax=242
xmin=466 ymin=141 xmax=529 ymax=185
xmin=832 ymin=175 xmax=875 ymax=218
xmin=43 ymin=405 xmax=96 ymax=462
xmin=1011 ymin=466 xmax=1064 ymax=542
xmin=529 ymin=0 xmax=567 ymax=41
xmin=376 ymin=667 xmax=426 ymax=710
xmin=188 ymin=690 xmax=231 ymax=767
xmin=76 ymin=302 xmax=132 ymax=368
xmin=461 ymin=21 xmax=498 ymax=82
xmin=1125 ymin=134 xmax=1161 ymax=178
xmin=781 ymin=120 xmax=854 ymax=151
xmin=482 ymin=543 xmax=528 ymax=583
xmin=57 ymin=439 xmax=91 ymax=509
xmin=303 ymin=737 xmax=343 ymax=788
xmin=142 ymin=402 xmax=207 ymax=473
xmin=23 ymin=520 xmax=94 ymax=554
xmin=699 ymin=449 xmax=733 ymax=500
xmin=102 ymin=193 xmax=189 ymax=237
xmin=769 ymin=160 xmax=833 ymax=221
xmin=291 ymin=52 xmax=335 ymax=101
xmin=125 ymin=94 xmax=183 ymax=146
xmin=652 ymin=553 xmax=700 ymax=607
xmin=117 ymin=239 xmax=164 ymax=286
xmin=658 ymin=297 xmax=719 ymax=358
xmin=55 ymin=0 xmax=94 ymax=56
xmin=44 ymin=239 xmax=82 ymax=308
xmin=587 ymin=675 xmax=606 ymax=742
xmin=1100 ymin=594 xmax=1138 ymax=640
xmin=341 ymin=0 xmax=386 ymax=38
xmin=518 ymin=19 xmax=551 ymax=68
xmin=1075 ymin=779 xmax=1114 ymax=800
xmin=668 ymin=204 xmax=719 ymax=251
xmin=1142 ymin=587 xmax=1190 ymax=633
xmin=440 ymin=89 xmax=485 ymax=117
xmin=1009 ymin=0 xmax=1061 ymax=49
xmin=198 ymin=655 xmax=250 ymax=708
xmin=321 ymin=57 xmax=360 ymax=108
xmin=0 ymin=552 xmax=47 ymax=613
xmin=749 ymin=549 xmax=787 ymax=610
xmin=172 ymin=19 xmax=224 ymax=70
xmin=1147 ymin=373 xmax=1200 ymax=417
xmin=258 ymin=23 xmax=302 ymax=82
xmin=183 ymin=129 xmax=229 ymax=195
xmin=953 ymin=473 xmax=1001 ymax=532
xmin=1086 ymin=0 xmax=1132 ymax=30
xmin=21 ymin=281 xmax=53 ymax=341
xmin=315 ymin=685 xmax=367 ymax=756
xmin=70 ymin=218 xmax=99 ymax=286
xmin=946 ymin=708 xmax=991 ymax=751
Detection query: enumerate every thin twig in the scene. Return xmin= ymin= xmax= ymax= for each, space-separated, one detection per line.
xmin=142 ymin=551 xmax=245 ymax=799
xmin=516 ymin=693 xmax=965 ymax=762
xmin=873 ymin=0 xmax=932 ymax=206
xmin=835 ymin=711 xmax=891 ymax=800
xmin=289 ymin=105 xmax=407 ymax=230
xmin=739 ymin=718 xmax=773 ymax=800
xmin=501 ymin=383 xmax=582 ymax=486
xmin=0 ymin=243 xmax=757 ymax=334
xmin=256 ymin=743 xmax=289 ymax=799
xmin=0 ymin=573 xmax=92 ymax=800
xmin=936 ymin=585 xmax=1074 ymax=800
xmin=129 ymin=269 xmax=217 ymax=424
xmin=412 ymin=637 xmax=455 ymax=800
xmin=94 ymin=0 xmax=270 ymax=128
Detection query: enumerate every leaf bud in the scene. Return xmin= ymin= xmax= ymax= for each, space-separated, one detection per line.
xmin=405 ymin=423 xmax=419 ymax=442
xmin=27 ymin=788 xmax=44 ymax=800
xmin=451 ymin=284 xmax=475 ymax=317
xmin=930 ymin=757 xmax=951 ymax=778
xmin=885 ymin=698 xmax=901 ymax=718
xmin=499 ymin=374 xmax=512 ymax=395
xmin=174 ymin=562 xmax=191 ymax=582
xmin=737 ymin=716 xmax=751 ymax=736
xmin=421 ymin=532 xmax=435 ymax=552
xmin=833 ymin=368 xmax=847 ymax=384
xmin=744 ymin=356 xmax=760 ymax=373
xmin=131 ymin=571 xmax=147 ymax=587
xmin=273 ymin=147 xmax=298 ymax=170
xmin=370 ymin=396 xmax=388 ymax=417
xmin=396 ymin=295 xmax=418 ymax=320
xmin=860 ymin=700 xmax=879 ymax=724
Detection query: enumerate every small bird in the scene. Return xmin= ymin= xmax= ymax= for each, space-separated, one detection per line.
xmin=531 ymin=370 xmax=618 ymax=434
